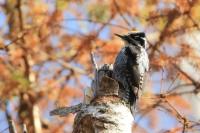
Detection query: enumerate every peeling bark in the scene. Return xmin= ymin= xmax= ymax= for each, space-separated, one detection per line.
xmin=73 ymin=96 xmax=133 ymax=133
xmin=50 ymin=64 xmax=134 ymax=133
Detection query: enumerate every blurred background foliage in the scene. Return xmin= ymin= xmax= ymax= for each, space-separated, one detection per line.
xmin=1 ymin=0 xmax=200 ymax=132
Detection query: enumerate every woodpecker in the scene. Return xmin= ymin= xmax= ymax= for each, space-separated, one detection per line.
xmin=113 ymin=31 xmax=149 ymax=112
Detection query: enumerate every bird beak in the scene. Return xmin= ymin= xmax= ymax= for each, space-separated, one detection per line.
xmin=114 ymin=33 xmax=125 ymax=40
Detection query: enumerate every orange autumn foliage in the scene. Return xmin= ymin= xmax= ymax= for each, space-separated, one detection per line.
xmin=1 ymin=0 xmax=200 ymax=132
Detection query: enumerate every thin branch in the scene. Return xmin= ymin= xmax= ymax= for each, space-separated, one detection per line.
xmin=135 ymin=100 xmax=161 ymax=125
xmin=166 ymin=83 xmax=193 ymax=95
xmin=50 ymin=103 xmax=86 ymax=117
xmin=63 ymin=18 xmax=130 ymax=30
xmin=182 ymin=118 xmax=187 ymax=133
xmin=53 ymin=24 xmax=86 ymax=36
xmin=160 ymin=67 xmax=164 ymax=93
xmin=22 ymin=124 xmax=28 ymax=133
xmin=16 ymin=0 xmax=24 ymax=30
xmin=57 ymin=60 xmax=92 ymax=77
xmin=166 ymin=73 xmax=180 ymax=92
xmin=0 ymin=127 xmax=9 ymax=133
xmin=165 ymin=99 xmax=184 ymax=122
xmin=0 ymin=31 xmax=28 ymax=51
xmin=146 ymin=14 xmax=168 ymax=21
xmin=33 ymin=104 xmax=42 ymax=133
xmin=5 ymin=110 xmax=17 ymax=133
xmin=148 ymin=9 xmax=181 ymax=57
xmin=90 ymin=52 xmax=98 ymax=70
xmin=173 ymin=64 xmax=199 ymax=86
xmin=96 ymin=15 xmax=114 ymax=35
xmin=113 ymin=0 xmax=132 ymax=29
xmin=8 ymin=120 xmax=17 ymax=133
xmin=22 ymin=54 xmax=30 ymax=79
xmin=187 ymin=14 xmax=200 ymax=30
xmin=15 ymin=0 xmax=31 ymax=80
xmin=167 ymin=90 xmax=194 ymax=97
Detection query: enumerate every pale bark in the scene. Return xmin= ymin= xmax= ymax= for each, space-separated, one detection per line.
xmin=33 ymin=104 xmax=42 ymax=133
xmin=73 ymin=96 xmax=133 ymax=133
xmin=6 ymin=110 xmax=17 ymax=133
xmin=50 ymin=64 xmax=134 ymax=133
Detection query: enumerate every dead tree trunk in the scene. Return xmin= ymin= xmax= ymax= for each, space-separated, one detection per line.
xmin=50 ymin=64 xmax=134 ymax=133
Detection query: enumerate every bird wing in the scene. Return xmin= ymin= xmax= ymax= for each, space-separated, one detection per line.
xmin=124 ymin=45 xmax=140 ymax=64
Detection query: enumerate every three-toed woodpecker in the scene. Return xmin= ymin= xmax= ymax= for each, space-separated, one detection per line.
xmin=113 ymin=32 xmax=149 ymax=110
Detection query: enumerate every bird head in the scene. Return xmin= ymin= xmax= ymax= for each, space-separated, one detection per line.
xmin=115 ymin=31 xmax=147 ymax=49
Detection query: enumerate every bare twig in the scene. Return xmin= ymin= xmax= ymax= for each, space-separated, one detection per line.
xmin=182 ymin=118 xmax=187 ymax=133
xmin=148 ymin=9 xmax=181 ymax=57
xmin=160 ymin=67 xmax=164 ymax=93
xmin=22 ymin=124 xmax=28 ymax=133
xmin=8 ymin=120 xmax=17 ymax=133
xmin=50 ymin=103 xmax=86 ymax=117
xmin=33 ymin=105 xmax=42 ymax=133
xmin=16 ymin=0 xmax=31 ymax=79
xmin=113 ymin=0 xmax=132 ymax=29
xmin=57 ymin=60 xmax=92 ymax=77
xmin=187 ymin=13 xmax=200 ymax=30
xmin=0 ymin=127 xmax=9 ymax=133
xmin=165 ymin=99 xmax=185 ymax=123
xmin=5 ymin=112 xmax=17 ymax=133
xmin=90 ymin=52 xmax=98 ymax=70
xmin=16 ymin=0 xmax=24 ymax=30
xmin=63 ymin=18 xmax=130 ymax=30
xmin=166 ymin=73 xmax=180 ymax=92
xmin=146 ymin=14 xmax=168 ymax=21
xmin=135 ymin=101 xmax=161 ymax=126
xmin=54 ymin=24 xmax=86 ymax=37
xmin=173 ymin=64 xmax=199 ymax=86
xmin=0 ymin=31 xmax=28 ymax=51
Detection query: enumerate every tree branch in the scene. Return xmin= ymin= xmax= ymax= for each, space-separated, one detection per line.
xmin=50 ymin=103 xmax=86 ymax=117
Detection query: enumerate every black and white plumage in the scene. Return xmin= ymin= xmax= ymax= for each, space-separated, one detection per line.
xmin=113 ymin=32 xmax=149 ymax=110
